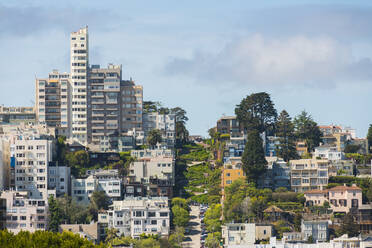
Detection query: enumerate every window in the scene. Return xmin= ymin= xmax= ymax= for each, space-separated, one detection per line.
xmin=151 ymin=220 xmax=157 ymax=225
xmin=148 ymin=212 xmax=156 ymax=217
xmin=134 ymin=211 xmax=143 ymax=217
xmin=134 ymin=220 xmax=141 ymax=225
xmin=160 ymin=212 xmax=168 ymax=217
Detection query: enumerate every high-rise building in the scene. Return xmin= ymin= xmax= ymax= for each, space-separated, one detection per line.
xmin=88 ymin=64 xmax=122 ymax=146
xmin=70 ymin=26 xmax=89 ymax=145
xmin=35 ymin=27 xmax=144 ymax=147
xmin=35 ymin=70 xmax=70 ymax=137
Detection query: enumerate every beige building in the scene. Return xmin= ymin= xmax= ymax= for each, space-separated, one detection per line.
xmin=304 ymin=184 xmax=363 ymax=213
xmin=60 ymin=222 xmax=104 ymax=244
xmin=36 ymin=70 xmax=70 ymax=137
xmin=290 ymin=159 xmax=329 ymax=192
xmin=0 ymin=106 xmax=35 ymax=125
xmin=1 ymin=190 xmax=48 ymax=233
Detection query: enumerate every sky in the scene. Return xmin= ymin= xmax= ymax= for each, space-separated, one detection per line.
xmin=0 ymin=0 xmax=371 ymax=137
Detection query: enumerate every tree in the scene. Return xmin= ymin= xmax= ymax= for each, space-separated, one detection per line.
xmin=105 ymin=228 xmax=119 ymax=243
xmin=293 ymin=111 xmax=322 ymax=152
xmin=204 ymin=204 xmax=222 ymax=233
xmin=205 ymin=232 xmax=221 ymax=248
xmin=275 ymin=110 xmax=298 ymax=162
xmin=172 ymin=206 xmax=190 ymax=227
xmin=48 ymin=195 xmax=62 ymax=232
xmin=367 ymin=124 xmax=372 ymax=153
xmin=143 ymin=101 xmax=161 ymax=113
xmin=56 ymin=136 xmax=67 ymax=163
xmin=340 ymin=213 xmax=360 ymax=237
xmin=172 ymin=107 xmax=190 ymax=146
xmin=235 ymin=92 xmax=277 ymax=134
xmin=169 ymin=227 xmax=185 ymax=248
xmin=344 ymin=144 xmax=361 ymax=154
xmin=90 ymin=191 xmax=110 ymax=210
xmin=147 ymin=129 xmax=162 ymax=147
xmin=242 ymin=130 xmax=267 ymax=184
xmin=171 ymin=197 xmax=189 ymax=210
xmin=57 ymin=195 xmax=90 ymax=224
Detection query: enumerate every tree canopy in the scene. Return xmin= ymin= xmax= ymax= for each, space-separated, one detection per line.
xmin=147 ymin=129 xmax=162 ymax=147
xmin=367 ymin=124 xmax=372 ymax=153
xmin=235 ymin=92 xmax=277 ymax=134
xmin=293 ymin=111 xmax=322 ymax=152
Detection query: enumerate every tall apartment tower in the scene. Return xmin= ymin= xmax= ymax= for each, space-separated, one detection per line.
xmin=70 ymin=26 xmax=89 ymax=145
xmin=88 ymin=64 xmax=122 ymax=146
xmin=35 ymin=70 xmax=70 ymax=137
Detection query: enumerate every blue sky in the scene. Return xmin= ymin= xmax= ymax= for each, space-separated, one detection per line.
xmin=1 ymin=1 xmax=371 ymax=137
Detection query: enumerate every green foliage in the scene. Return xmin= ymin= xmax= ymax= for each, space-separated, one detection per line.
xmin=367 ymin=124 xmax=372 ymax=153
xmin=66 ymin=150 xmax=90 ymax=177
xmin=172 ymin=206 xmax=190 ymax=227
xmin=274 ymin=220 xmax=291 ymax=238
xmin=89 ymin=191 xmax=111 ymax=221
xmin=48 ymin=195 xmax=63 ymax=232
xmin=275 ymin=110 xmax=299 ymax=162
xmin=171 ymin=197 xmax=189 ymax=210
xmin=143 ymin=101 xmax=161 ymax=113
xmin=205 ymin=232 xmax=221 ymax=248
xmin=0 ymin=230 xmax=103 ymax=248
xmin=307 ymin=235 xmax=314 ymax=244
xmin=346 ymin=153 xmax=372 ymax=165
xmin=180 ymin=144 xmax=209 ymax=161
xmin=56 ymin=136 xmax=67 ymax=163
xmin=204 ymin=204 xmax=222 ymax=233
xmin=147 ymin=129 xmax=162 ymax=147
xmin=235 ymin=92 xmax=277 ymax=133
xmin=340 ymin=213 xmax=360 ymax=237
xmin=344 ymin=144 xmax=362 ymax=154
xmin=168 ymin=227 xmax=184 ymax=248
xmin=293 ymin=111 xmax=322 ymax=152
xmin=242 ymin=130 xmax=267 ymax=184
xmin=55 ymin=195 xmax=91 ymax=224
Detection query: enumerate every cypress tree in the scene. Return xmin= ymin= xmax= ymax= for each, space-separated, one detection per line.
xmin=276 ymin=110 xmax=298 ymax=162
xmin=242 ymin=130 xmax=267 ymax=184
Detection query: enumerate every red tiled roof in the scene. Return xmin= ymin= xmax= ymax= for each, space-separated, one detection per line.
xmin=304 ymin=189 xmax=328 ymax=194
xmin=328 ymin=185 xmax=362 ymax=191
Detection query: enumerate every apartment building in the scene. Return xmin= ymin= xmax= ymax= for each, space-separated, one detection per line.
xmin=35 ymin=70 xmax=70 ymax=137
xmin=222 ymin=223 xmax=273 ymax=246
xmin=304 ymin=185 xmax=362 ymax=213
xmin=72 ymin=169 xmax=122 ymax=203
xmin=14 ymin=138 xmax=54 ymax=199
xmin=1 ymin=191 xmax=48 ymax=233
xmin=314 ymin=145 xmax=344 ymax=161
xmin=0 ymin=106 xmax=35 ymax=124
xmin=259 ymin=157 xmax=291 ymax=190
xmin=88 ymin=64 xmax=122 ymax=147
xmin=120 ymin=80 xmax=143 ymax=133
xmin=99 ymin=197 xmax=170 ymax=238
xmin=129 ymin=156 xmax=175 ymax=185
xmin=216 ymin=116 xmax=242 ymax=136
xmin=47 ymin=162 xmax=70 ymax=197
xmin=131 ymin=148 xmax=174 ymax=160
xmin=0 ymin=138 xmax=10 ymax=190
xmin=290 ymin=159 xmax=329 ymax=192
xmin=301 ymin=220 xmax=329 ymax=242
xmin=143 ymin=112 xmax=175 ymax=148
xmin=70 ymin=26 xmax=89 ymax=145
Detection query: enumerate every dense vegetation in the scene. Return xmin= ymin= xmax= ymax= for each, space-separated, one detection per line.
xmin=0 ymin=230 xmax=104 ymax=248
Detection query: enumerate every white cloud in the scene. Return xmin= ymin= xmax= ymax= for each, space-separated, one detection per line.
xmin=165 ymin=34 xmax=372 ymax=87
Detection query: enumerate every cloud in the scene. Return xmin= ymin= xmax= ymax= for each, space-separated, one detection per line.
xmin=0 ymin=3 xmax=116 ymax=37
xmin=165 ymin=34 xmax=372 ymax=87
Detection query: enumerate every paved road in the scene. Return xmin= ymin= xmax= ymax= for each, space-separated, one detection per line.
xmin=183 ymin=206 xmax=201 ymax=248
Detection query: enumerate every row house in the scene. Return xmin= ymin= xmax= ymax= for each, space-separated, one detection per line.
xmin=221 ymin=223 xmax=273 ymax=246
xmin=304 ymin=185 xmax=363 ymax=213
xmin=98 ymin=197 xmax=170 ymax=238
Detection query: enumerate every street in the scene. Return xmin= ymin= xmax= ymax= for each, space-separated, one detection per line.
xmin=183 ymin=205 xmax=201 ymax=248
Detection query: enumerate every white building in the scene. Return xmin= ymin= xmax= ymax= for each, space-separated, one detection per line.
xmin=48 ymin=163 xmax=70 ymax=196
xmin=1 ymin=190 xmax=48 ymax=233
xmin=72 ymin=169 xmax=122 ymax=203
xmin=222 ymin=223 xmax=273 ymax=246
xmin=301 ymin=220 xmax=329 ymax=242
xmin=70 ymin=26 xmax=89 ymax=145
xmin=143 ymin=112 xmax=176 ymax=148
xmin=99 ymin=197 xmax=170 ymax=238
xmin=131 ymin=148 xmax=174 ymax=160
xmin=14 ymin=138 xmax=53 ymax=199
xmin=314 ymin=146 xmax=344 ymax=161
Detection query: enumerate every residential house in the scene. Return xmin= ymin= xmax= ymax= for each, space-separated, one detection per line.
xmin=99 ymin=197 xmax=170 ymax=238
xmin=222 ymin=223 xmax=273 ymax=246
xmin=301 ymin=219 xmax=329 ymax=242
